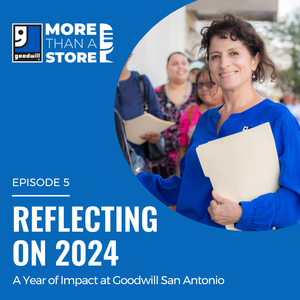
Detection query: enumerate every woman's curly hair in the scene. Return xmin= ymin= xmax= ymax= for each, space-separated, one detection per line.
xmin=200 ymin=13 xmax=279 ymax=83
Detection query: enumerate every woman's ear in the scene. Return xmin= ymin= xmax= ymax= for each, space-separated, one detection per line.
xmin=252 ymin=52 xmax=261 ymax=71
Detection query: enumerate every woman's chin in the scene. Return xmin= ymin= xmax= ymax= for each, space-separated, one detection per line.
xmin=173 ymin=75 xmax=188 ymax=83
xmin=201 ymin=96 xmax=213 ymax=103
xmin=203 ymin=100 xmax=220 ymax=107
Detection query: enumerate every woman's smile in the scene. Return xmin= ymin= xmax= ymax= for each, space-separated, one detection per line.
xmin=219 ymin=71 xmax=238 ymax=78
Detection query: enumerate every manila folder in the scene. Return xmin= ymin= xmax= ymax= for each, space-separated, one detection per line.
xmin=125 ymin=113 xmax=175 ymax=145
xmin=196 ymin=122 xmax=280 ymax=231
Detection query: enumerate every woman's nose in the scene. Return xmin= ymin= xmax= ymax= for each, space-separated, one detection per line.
xmin=220 ymin=56 xmax=231 ymax=69
xmin=201 ymin=84 xmax=209 ymax=91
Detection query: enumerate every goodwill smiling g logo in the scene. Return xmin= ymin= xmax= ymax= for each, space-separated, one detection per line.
xmin=13 ymin=24 xmax=42 ymax=62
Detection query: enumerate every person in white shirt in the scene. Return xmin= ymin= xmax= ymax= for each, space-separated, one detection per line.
xmin=286 ymin=95 xmax=300 ymax=123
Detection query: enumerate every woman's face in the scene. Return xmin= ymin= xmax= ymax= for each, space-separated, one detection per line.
xmin=166 ymin=53 xmax=189 ymax=84
xmin=208 ymin=36 xmax=259 ymax=92
xmin=189 ymin=68 xmax=200 ymax=83
xmin=197 ymin=73 xmax=223 ymax=107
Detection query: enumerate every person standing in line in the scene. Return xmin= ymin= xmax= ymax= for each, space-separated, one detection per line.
xmin=176 ymin=63 xmax=224 ymax=176
xmin=115 ymin=53 xmax=164 ymax=172
xmin=286 ymin=95 xmax=300 ymax=124
xmin=148 ymin=52 xmax=195 ymax=178
xmin=188 ymin=60 xmax=205 ymax=84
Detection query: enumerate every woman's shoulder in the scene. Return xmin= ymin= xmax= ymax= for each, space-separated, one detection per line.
xmin=263 ymin=98 xmax=286 ymax=109
xmin=261 ymin=99 xmax=292 ymax=118
xmin=124 ymin=71 xmax=140 ymax=86
xmin=154 ymin=85 xmax=167 ymax=103
xmin=185 ymin=102 xmax=198 ymax=110
xmin=154 ymin=85 xmax=164 ymax=93
xmin=181 ymin=103 xmax=197 ymax=118
xmin=136 ymin=73 xmax=153 ymax=88
xmin=130 ymin=72 xmax=154 ymax=90
xmin=258 ymin=99 xmax=300 ymax=134
xmin=130 ymin=70 xmax=139 ymax=77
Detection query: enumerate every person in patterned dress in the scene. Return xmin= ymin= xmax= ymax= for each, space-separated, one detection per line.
xmin=148 ymin=52 xmax=194 ymax=178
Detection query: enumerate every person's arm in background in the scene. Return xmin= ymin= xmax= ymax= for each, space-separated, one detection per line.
xmin=176 ymin=106 xmax=190 ymax=176
xmin=143 ymin=75 xmax=164 ymax=120
xmin=141 ymin=75 xmax=164 ymax=144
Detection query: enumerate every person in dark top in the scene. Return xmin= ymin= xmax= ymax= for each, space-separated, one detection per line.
xmin=115 ymin=53 xmax=164 ymax=171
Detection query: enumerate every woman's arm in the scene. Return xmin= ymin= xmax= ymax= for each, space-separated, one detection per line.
xmin=137 ymin=119 xmax=188 ymax=205
xmin=137 ymin=172 xmax=182 ymax=206
xmin=140 ymin=76 xmax=164 ymax=144
xmin=143 ymin=75 xmax=164 ymax=120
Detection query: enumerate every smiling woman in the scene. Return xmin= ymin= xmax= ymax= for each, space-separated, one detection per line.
xmin=137 ymin=13 xmax=300 ymax=231
xmin=148 ymin=52 xmax=195 ymax=178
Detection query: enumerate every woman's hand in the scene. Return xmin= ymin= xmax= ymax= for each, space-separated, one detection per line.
xmin=208 ymin=190 xmax=242 ymax=225
xmin=141 ymin=132 xmax=161 ymax=144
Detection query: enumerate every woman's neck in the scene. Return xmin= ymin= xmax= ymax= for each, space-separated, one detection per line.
xmin=165 ymin=80 xmax=191 ymax=106
xmin=199 ymin=102 xmax=209 ymax=113
xmin=200 ymin=101 xmax=222 ymax=112
xmin=221 ymin=87 xmax=264 ymax=114
xmin=168 ymin=80 xmax=188 ymax=90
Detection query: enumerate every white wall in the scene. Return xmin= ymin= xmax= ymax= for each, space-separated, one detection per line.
xmin=128 ymin=6 xmax=187 ymax=88
xmin=127 ymin=1 xmax=281 ymax=98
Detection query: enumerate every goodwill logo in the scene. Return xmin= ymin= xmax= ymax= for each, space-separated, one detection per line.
xmin=12 ymin=23 xmax=113 ymax=63
xmin=13 ymin=24 xmax=42 ymax=62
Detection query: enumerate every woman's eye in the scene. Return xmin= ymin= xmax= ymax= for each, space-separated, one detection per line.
xmin=211 ymin=55 xmax=219 ymax=60
xmin=231 ymin=52 xmax=238 ymax=56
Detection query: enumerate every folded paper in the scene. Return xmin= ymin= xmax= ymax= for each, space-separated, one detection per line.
xmin=125 ymin=113 xmax=175 ymax=145
xmin=196 ymin=122 xmax=280 ymax=230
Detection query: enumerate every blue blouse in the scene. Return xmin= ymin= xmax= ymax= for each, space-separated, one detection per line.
xmin=137 ymin=99 xmax=300 ymax=231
